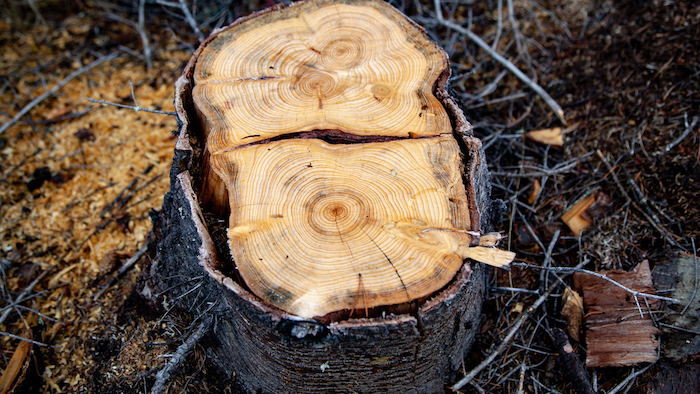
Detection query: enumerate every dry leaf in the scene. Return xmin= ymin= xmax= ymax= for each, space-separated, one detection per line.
xmin=525 ymin=127 xmax=564 ymax=146
xmin=561 ymin=194 xmax=597 ymax=235
xmin=561 ymin=287 xmax=584 ymax=342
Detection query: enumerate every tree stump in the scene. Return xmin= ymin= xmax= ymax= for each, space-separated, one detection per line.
xmin=151 ymin=1 xmax=508 ymax=392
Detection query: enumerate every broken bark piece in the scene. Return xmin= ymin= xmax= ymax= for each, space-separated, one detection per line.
xmin=153 ymin=0 xmax=510 ymax=392
xmin=528 ymin=179 xmax=541 ymax=205
xmin=574 ymin=260 xmax=660 ymax=368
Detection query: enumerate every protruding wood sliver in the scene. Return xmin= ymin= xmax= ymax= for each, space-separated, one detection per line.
xmin=156 ymin=0 xmax=509 ymax=392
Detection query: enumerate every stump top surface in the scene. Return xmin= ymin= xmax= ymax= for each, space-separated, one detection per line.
xmin=213 ymin=136 xmax=470 ymax=318
xmin=192 ymin=0 xmax=450 ymax=153
xmin=189 ymin=0 xmax=492 ymax=319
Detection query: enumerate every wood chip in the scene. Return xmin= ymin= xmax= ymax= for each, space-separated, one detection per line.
xmin=0 ymin=340 xmax=31 ymax=394
xmin=528 ymin=179 xmax=541 ymax=205
xmin=525 ymin=127 xmax=564 ymax=146
xmin=561 ymin=287 xmax=583 ymax=342
xmin=574 ymin=260 xmax=660 ymax=368
xmin=561 ymin=194 xmax=597 ymax=236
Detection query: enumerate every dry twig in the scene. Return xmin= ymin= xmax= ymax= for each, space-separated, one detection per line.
xmin=85 ymin=80 xmax=176 ymax=115
xmin=150 ymin=317 xmax=212 ymax=394
xmin=0 ymin=52 xmax=120 ymax=135
xmin=513 ymin=262 xmax=680 ymax=307
xmin=433 ymin=1 xmax=566 ymax=124
xmin=156 ymin=0 xmax=206 ymax=43
xmin=665 ymin=114 xmax=699 ymax=153
xmin=0 ymin=266 xmax=54 ymax=326
xmin=0 ymin=330 xmax=57 ymax=348
xmin=607 ymin=364 xmax=653 ymax=394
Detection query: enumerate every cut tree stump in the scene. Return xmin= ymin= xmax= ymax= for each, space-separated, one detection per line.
xmin=150 ymin=1 xmax=509 ymax=393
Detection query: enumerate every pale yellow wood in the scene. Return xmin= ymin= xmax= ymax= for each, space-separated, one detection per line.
xmin=194 ymin=0 xmax=514 ymax=319
xmin=211 ymin=136 xmax=469 ymax=318
xmin=193 ymin=0 xmax=450 ymax=153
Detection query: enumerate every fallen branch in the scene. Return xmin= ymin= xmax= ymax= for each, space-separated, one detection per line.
xmin=433 ymin=2 xmax=566 ymax=124
xmin=0 ymin=52 xmax=120 ymax=136
xmin=150 ymin=317 xmax=212 ymax=394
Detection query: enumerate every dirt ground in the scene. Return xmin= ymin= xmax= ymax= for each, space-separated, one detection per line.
xmin=0 ymin=0 xmax=698 ymax=393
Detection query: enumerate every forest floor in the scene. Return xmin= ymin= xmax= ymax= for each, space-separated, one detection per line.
xmin=0 ymin=0 xmax=698 ymax=393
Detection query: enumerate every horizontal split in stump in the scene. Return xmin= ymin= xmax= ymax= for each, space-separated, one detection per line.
xmin=152 ymin=1 xmax=507 ymax=393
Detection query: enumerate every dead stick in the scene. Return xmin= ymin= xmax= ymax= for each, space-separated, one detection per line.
xmin=94 ymin=244 xmax=148 ymax=300
xmin=433 ymin=7 xmax=566 ymax=124
xmin=451 ymin=259 xmax=588 ymax=391
xmin=608 ymin=364 xmax=653 ymax=394
xmin=0 ymin=266 xmax=55 ymax=326
xmin=0 ymin=52 xmax=120 ymax=135
xmin=512 ymin=262 xmax=680 ymax=304
xmin=150 ymin=318 xmax=211 ymax=394
xmin=551 ymin=328 xmax=594 ymax=394
xmin=665 ymin=114 xmax=699 ymax=152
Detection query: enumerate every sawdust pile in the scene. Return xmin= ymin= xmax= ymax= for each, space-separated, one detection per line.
xmin=0 ymin=15 xmax=190 ymax=392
